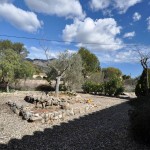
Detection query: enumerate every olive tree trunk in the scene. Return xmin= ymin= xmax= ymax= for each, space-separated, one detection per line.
xmin=55 ymin=76 xmax=61 ymax=97
xmin=6 ymin=82 xmax=9 ymax=93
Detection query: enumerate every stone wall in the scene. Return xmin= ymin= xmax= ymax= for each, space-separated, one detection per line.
xmin=6 ymin=92 xmax=99 ymax=124
xmin=6 ymin=101 xmax=95 ymax=124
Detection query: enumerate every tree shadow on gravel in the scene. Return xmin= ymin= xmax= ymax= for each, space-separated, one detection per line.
xmin=0 ymin=101 xmax=145 ymax=150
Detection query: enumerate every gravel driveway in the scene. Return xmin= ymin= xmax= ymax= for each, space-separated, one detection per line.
xmin=0 ymin=93 xmax=149 ymax=150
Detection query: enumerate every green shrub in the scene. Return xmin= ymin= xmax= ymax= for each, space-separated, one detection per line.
xmin=36 ymin=84 xmax=55 ymax=91
xmin=97 ymin=84 xmax=103 ymax=94
xmin=59 ymin=84 xmax=67 ymax=91
xmin=82 ymin=82 xmax=103 ymax=94
xmin=82 ymin=82 xmax=93 ymax=93
xmin=135 ymin=69 xmax=150 ymax=97
xmin=82 ymin=78 xmax=123 ymax=96
xmin=104 ymin=78 xmax=124 ymax=96
xmin=115 ymin=87 xmax=124 ymax=96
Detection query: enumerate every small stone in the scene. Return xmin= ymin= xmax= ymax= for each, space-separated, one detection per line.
xmin=33 ymin=113 xmax=40 ymax=117
xmin=29 ymin=116 xmax=42 ymax=122
xmin=23 ymin=111 xmax=32 ymax=120
xmin=60 ymin=102 xmax=70 ymax=110
xmin=73 ymin=108 xmax=80 ymax=115
xmin=66 ymin=109 xmax=74 ymax=116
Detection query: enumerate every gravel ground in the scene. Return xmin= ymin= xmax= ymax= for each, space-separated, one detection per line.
xmin=0 ymin=92 xmax=149 ymax=150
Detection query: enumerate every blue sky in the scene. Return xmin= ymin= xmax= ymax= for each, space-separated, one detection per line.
xmin=0 ymin=0 xmax=150 ymax=77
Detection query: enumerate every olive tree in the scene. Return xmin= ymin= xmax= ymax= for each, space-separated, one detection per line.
xmin=64 ymin=53 xmax=83 ymax=91
xmin=0 ymin=49 xmax=21 ymax=92
xmin=47 ymin=51 xmax=83 ymax=96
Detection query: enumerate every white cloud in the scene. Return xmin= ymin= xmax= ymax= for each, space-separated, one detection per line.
xmin=123 ymin=31 xmax=135 ymax=39
xmin=62 ymin=17 xmax=123 ymax=51
xmin=24 ymin=0 xmax=85 ymax=19
xmin=28 ymin=46 xmax=46 ymax=59
xmin=113 ymin=50 xmax=138 ymax=62
xmin=147 ymin=17 xmax=150 ymax=31
xmin=115 ymin=0 xmax=142 ymax=14
xmin=98 ymin=50 xmax=138 ymax=63
xmin=90 ymin=0 xmax=110 ymax=10
xmin=90 ymin=0 xmax=142 ymax=14
xmin=133 ymin=12 xmax=141 ymax=21
xmin=102 ymin=9 xmax=113 ymax=17
xmin=98 ymin=45 xmax=150 ymax=63
xmin=0 ymin=2 xmax=42 ymax=32
xmin=28 ymin=46 xmax=77 ymax=59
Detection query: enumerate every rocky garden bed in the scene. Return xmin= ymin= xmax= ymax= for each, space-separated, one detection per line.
xmin=6 ymin=91 xmax=98 ymax=124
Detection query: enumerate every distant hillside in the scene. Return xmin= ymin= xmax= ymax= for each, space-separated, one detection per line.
xmin=26 ymin=58 xmax=55 ymax=72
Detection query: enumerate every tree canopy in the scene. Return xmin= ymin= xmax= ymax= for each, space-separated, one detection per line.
xmin=0 ymin=40 xmax=28 ymax=58
xmin=102 ymin=67 xmax=122 ymax=80
xmin=0 ymin=49 xmax=21 ymax=82
xmin=0 ymin=40 xmax=35 ymax=92
xmin=14 ymin=60 xmax=36 ymax=80
xmin=78 ymin=47 xmax=100 ymax=78
xmin=47 ymin=51 xmax=83 ymax=95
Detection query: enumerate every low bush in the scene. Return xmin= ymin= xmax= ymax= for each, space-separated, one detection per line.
xmin=36 ymin=84 xmax=55 ymax=91
xmin=82 ymin=78 xmax=123 ymax=96
xmin=82 ymin=82 xmax=103 ymax=94
xmin=82 ymin=82 xmax=93 ymax=93
xmin=59 ymin=84 xmax=67 ymax=91
xmin=135 ymin=69 xmax=150 ymax=97
xmin=104 ymin=78 xmax=124 ymax=96
xmin=114 ymin=87 xmax=124 ymax=96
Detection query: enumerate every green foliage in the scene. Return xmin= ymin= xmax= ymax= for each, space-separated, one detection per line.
xmin=102 ymin=67 xmax=122 ymax=80
xmin=104 ymin=78 xmax=124 ymax=96
xmin=78 ymin=47 xmax=100 ymax=77
xmin=14 ymin=60 xmax=36 ymax=79
xmin=36 ymin=84 xmax=55 ymax=91
xmin=115 ymin=87 xmax=124 ymax=96
xmin=47 ymin=51 xmax=83 ymax=91
xmin=59 ymin=84 xmax=67 ymax=91
xmin=0 ymin=40 xmax=28 ymax=58
xmin=46 ymin=67 xmax=58 ymax=82
xmin=135 ymin=69 xmax=150 ymax=97
xmin=0 ymin=40 xmax=36 ymax=92
xmin=82 ymin=82 xmax=103 ymax=94
xmin=0 ymin=49 xmax=21 ymax=82
xmin=82 ymin=77 xmax=124 ymax=96
xmin=86 ymin=71 xmax=103 ymax=84
xmin=122 ymin=74 xmax=131 ymax=80
xmin=82 ymin=82 xmax=93 ymax=93
xmin=64 ymin=53 xmax=83 ymax=91
xmin=47 ymin=51 xmax=72 ymax=78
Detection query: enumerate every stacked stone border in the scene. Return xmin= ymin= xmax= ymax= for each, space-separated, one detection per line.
xmin=6 ymin=93 xmax=98 ymax=124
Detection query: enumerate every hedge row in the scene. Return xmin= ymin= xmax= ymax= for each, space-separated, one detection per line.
xmin=82 ymin=78 xmax=124 ymax=96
